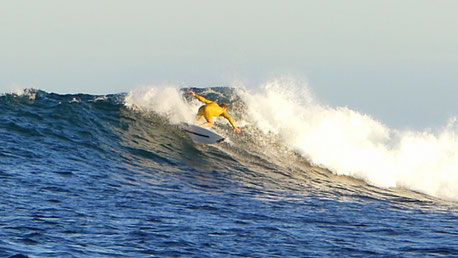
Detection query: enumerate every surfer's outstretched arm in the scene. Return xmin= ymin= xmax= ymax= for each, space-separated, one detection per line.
xmin=222 ymin=112 xmax=241 ymax=133
xmin=189 ymin=90 xmax=213 ymax=104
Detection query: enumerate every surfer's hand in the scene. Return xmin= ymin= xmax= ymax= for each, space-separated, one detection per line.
xmin=234 ymin=127 xmax=241 ymax=133
xmin=189 ymin=90 xmax=195 ymax=97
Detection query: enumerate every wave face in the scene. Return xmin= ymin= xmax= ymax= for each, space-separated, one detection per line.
xmin=1 ymin=86 xmax=457 ymax=256
xmin=3 ymin=86 xmax=456 ymax=202
xmin=122 ymin=81 xmax=458 ymax=202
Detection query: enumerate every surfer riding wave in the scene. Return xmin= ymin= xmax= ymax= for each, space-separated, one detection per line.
xmin=189 ymin=90 xmax=241 ymax=133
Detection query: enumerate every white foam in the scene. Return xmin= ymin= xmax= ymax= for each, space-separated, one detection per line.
xmin=123 ymin=84 xmax=197 ymax=124
xmin=238 ymin=78 xmax=458 ymax=202
xmin=2 ymin=87 xmax=37 ymax=100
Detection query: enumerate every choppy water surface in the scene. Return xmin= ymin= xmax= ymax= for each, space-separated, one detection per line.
xmin=1 ymin=88 xmax=456 ymax=257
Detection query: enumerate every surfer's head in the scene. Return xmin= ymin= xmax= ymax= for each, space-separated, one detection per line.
xmin=220 ymin=103 xmax=228 ymax=110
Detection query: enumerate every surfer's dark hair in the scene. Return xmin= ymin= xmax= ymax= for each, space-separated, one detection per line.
xmin=220 ymin=103 xmax=228 ymax=109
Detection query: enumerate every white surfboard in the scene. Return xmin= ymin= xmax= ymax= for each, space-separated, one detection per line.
xmin=181 ymin=123 xmax=225 ymax=144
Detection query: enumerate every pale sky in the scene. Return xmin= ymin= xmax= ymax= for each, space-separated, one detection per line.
xmin=1 ymin=0 xmax=457 ymax=128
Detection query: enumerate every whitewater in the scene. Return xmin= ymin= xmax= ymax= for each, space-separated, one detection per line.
xmin=125 ymin=79 xmax=458 ymax=202
xmin=1 ymin=80 xmax=457 ymax=257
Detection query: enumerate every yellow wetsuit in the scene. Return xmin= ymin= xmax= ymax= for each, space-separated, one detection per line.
xmin=195 ymin=95 xmax=237 ymax=129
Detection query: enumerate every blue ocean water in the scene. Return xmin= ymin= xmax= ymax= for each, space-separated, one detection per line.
xmin=1 ymin=88 xmax=457 ymax=257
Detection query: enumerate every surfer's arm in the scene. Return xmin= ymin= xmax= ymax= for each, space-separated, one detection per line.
xmin=190 ymin=91 xmax=213 ymax=104
xmin=221 ymin=112 xmax=241 ymax=133
xmin=195 ymin=95 xmax=213 ymax=104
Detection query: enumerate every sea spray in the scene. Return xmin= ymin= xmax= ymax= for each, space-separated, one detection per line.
xmin=124 ymin=84 xmax=196 ymax=124
xmin=238 ymin=78 xmax=458 ymax=201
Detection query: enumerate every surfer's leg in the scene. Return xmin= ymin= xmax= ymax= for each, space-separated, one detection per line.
xmin=196 ymin=106 xmax=205 ymax=122
xmin=200 ymin=121 xmax=214 ymax=127
xmin=200 ymin=122 xmax=213 ymax=127
xmin=200 ymin=109 xmax=214 ymax=127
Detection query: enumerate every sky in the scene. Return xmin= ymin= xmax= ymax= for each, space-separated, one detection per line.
xmin=1 ymin=0 xmax=457 ymax=128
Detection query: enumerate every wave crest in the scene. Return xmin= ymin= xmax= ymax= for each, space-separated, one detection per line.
xmin=239 ymin=78 xmax=458 ymax=201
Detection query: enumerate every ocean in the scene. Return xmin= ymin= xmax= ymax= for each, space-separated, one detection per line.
xmin=1 ymin=82 xmax=457 ymax=257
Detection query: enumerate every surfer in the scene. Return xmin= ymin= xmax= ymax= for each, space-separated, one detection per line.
xmin=189 ymin=90 xmax=241 ymax=133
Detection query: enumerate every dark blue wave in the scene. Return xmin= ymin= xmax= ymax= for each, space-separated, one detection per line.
xmin=0 ymin=88 xmax=456 ymax=257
